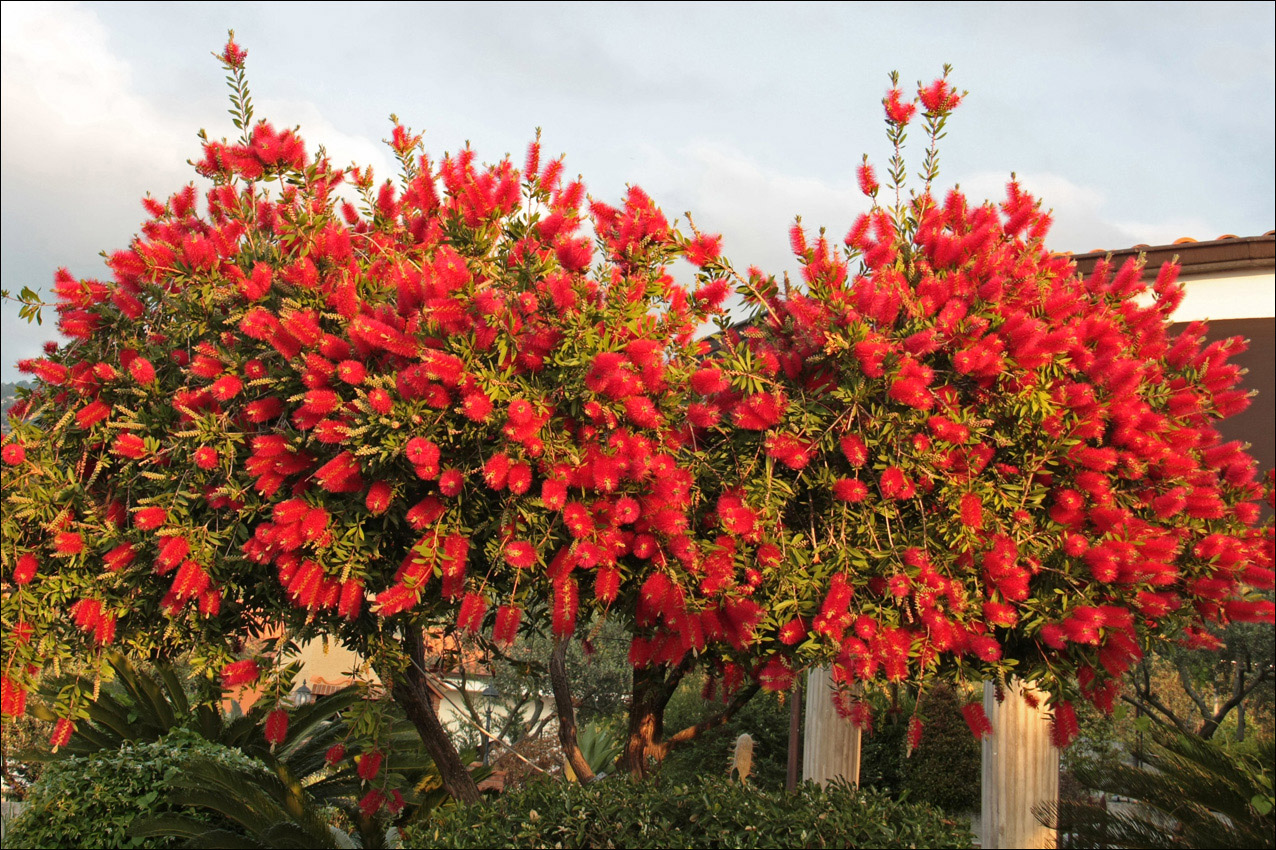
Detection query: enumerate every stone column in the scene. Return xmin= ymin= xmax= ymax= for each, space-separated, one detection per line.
xmin=980 ymin=680 xmax=1059 ymax=849
xmin=802 ymin=666 xmax=861 ymax=786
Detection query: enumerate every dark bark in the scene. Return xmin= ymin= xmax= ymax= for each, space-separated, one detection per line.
xmin=1125 ymin=655 xmax=1274 ymax=741
xmin=550 ymin=637 xmax=596 ymax=783
xmin=621 ymin=665 xmax=680 ymax=777
xmin=385 ymin=631 xmax=481 ymax=804
xmin=621 ymin=662 xmax=762 ymax=778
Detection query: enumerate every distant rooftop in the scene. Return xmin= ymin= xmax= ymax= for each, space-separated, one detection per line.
xmin=1065 ymin=231 xmax=1275 ymax=278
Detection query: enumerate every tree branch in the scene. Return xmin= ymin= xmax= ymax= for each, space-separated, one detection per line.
xmin=656 ymin=682 xmax=762 ymax=758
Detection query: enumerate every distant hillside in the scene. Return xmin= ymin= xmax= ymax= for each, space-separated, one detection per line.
xmin=2 ymin=381 xmax=32 ymax=433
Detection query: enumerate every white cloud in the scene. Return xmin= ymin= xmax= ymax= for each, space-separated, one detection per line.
xmin=956 ymin=171 xmax=1218 ymax=255
xmin=642 ymin=140 xmax=867 ymax=282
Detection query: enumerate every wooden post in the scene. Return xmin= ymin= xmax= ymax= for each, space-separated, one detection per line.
xmin=980 ymin=680 xmax=1058 ymax=849
xmin=802 ymin=666 xmax=860 ymax=786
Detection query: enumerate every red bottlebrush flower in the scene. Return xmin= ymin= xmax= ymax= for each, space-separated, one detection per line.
xmin=856 ymin=160 xmax=879 ymax=197
xmin=157 ymin=536 xmax=191 ymax=572
xmin=210 ymin=374 xmax=243 ymax=401
xmin=507 ymin=462 xmax=533 ymax=494
xmin=368 ymin=388 xmax=393 ymax=415
xmin=103 ymin=543 xmax=137 ymax=572
xmin=879 ymin=467 xmax=915 ymax=500
xmin=462 ymin=389 xmax=493 ymax=422
xmin=357 ymin=749 xmax=384 ymax=781
xmin=765 ymin=432 xmax=812 ymax=470
xmin=918 ymin=77 xmax=963 ymax=113
xmin=13 ymin=553 xmax=39 ymax=584
xmin=504 ymin=540 xmax=536 ymax=569
xmin=194 ymin=446 xmax=219 ymax=470
xmin=839 ymin=434 xmax=868 ymax=467
xmin=685 ymin=233 xmax=723 ymax=267
xmin=220 ymin=659 xmax=261 ymax=688
xmin=1050 ymin=700 xmax=1080 ymax=748
xmin=50 ymin=717 xmax=75 ymax=749
xmin=595 ymin=567 xmax=621 ymax=604
xmin=220 ymin=35 xmax=248 ymax=69
xmin=129 ymin=356 xmax=157 ymax=385
xmin=405 ymin=496 xmax=445 ymax=530
xmin=359 ymin=788 xmax=386 ymax=818
xmin=245 ymin=397 xmax=284 ymax=423
xmin=2 ymin=676 xmax=27 ymax=718
xmin=337 ymin=359 xmax=366 ymax=385
xmin=906 ymin=716 xmax=925 ymax=755
xmin=960 ymin=493 xmax=984 ymax=529
xmin=112 ymin=432 xmax=148 ymax=459
xmin=732 ymin=392 xmax=786 ymax=430
xmin=884 ymin=88 xmax=917 ymax=125
xmin=53 ymin=531 xmax=85 ymax=556
xmin=542 ymin=478 xmax=568 ymax=510
xmin=968 ymin=634 xmax=1002 ymax=662
xmin=325 ymin=744 xmax=346 ymax=765
xmin=691 ymin=367 xmax=728 ymax=395
xmin=365 ymin=481 xmax=393 ymax=514
xmin=556 ymin=236 xmax=593 ymax=272
xmin=494 ymin=604 xmax=522 ymax=647
xmin=624 ymin=395 xmax=663 ymax=429
xmin=405 ymin=436 xmax=441 ymax=469
xmin=1 ymin=441 xmax=26 ymax=465
xmin=264 ymin=708 xmax=289 ymax=745
xmin=483 ymin=452 xmax=510 ymax=490
xmin=961 ymin=702 xmax=993 ymax=739
xmin=983 ymin=600 xmax=1018 ymax=627
xmin=779 ymin=617 xmax=806 ymax=645
xmin=76 ymin=400 xmax=111 ymax=429
xmin=552 ymin=577 xmax=579 ymax=636
xmin=338 ymin=580 xmax=364 ymax=620
xmin=438 ymin=468 xmax=464 ymax=497
xmin=758 ymin=655 xmax=796 ymax=692
xmin=457 ymin=592 xmax=488 ymax=632
xmin=133 ymin=502 xmax=167 ymax=530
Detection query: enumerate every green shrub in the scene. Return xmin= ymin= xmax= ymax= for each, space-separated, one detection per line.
xmin=658 ymin=681 xmax=793 ymax=790
xmin=5 ymin=728 xmax=260 ymax=849
xmin=901 ymin=685 xmax=981 ymax=814
xmin=409 ymin=773 xmax=972 ymax=849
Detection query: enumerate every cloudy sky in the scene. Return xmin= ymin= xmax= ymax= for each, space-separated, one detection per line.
xmin=2 ymin=1 xmax=1273 ymax=382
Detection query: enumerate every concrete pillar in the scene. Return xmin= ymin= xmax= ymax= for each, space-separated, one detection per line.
xmin=980 ymin=680 xmax=1059 ymax=849
xmin=802 ymin=666 xmax=861 ymax=786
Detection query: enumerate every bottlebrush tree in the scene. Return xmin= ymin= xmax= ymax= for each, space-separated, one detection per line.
xmin=689 ymin=68 xmax=1273 ymax=747
xmin=3 ymin=36 xmax=1272 ymax=811
xmin=0 ymin=35 xmax=753 ymax=804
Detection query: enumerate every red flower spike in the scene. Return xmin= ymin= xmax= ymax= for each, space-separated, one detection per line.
xmin=325 ymin=744 xmax=346 ymax=765
xmin=961 ymin=702 xmax=993 ymax=740
xmin=50 ymin=718 xmax=75 ymax=749
xmin=13 ymin=553 xmax=39 ymax=584
xmin=264 ymin=708 xmax=289 ymax=745
xmin=1 ymin=441 xmax=26 ymax=465
xmin=357 ymin=749 xmax=384 ymax=781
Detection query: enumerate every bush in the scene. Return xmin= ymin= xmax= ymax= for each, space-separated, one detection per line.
xmin=409 ymin=773 xmax=972 ymax=849
xmin=659 ymin=678 xmax=792 ymax=790
xmin=900 ymin=685 xmax=981 ymax=813
xmin=5 ymin=729 xmax=260 ymax=849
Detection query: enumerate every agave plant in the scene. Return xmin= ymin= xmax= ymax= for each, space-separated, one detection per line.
xmin=26 ymin=651 xmax=365 ymax=769
xmin=1041 ymin=732 xmax=1275 ymax=849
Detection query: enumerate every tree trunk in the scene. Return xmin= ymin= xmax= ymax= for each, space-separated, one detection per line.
xmin=621 ymin=665 xmax=670 ymax=778
xmin=550 ymin=637 xmax=596 ymax=783
xmin=386 ymin=631 xmax=482 ymax=805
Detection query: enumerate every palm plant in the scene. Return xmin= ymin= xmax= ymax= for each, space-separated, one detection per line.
xmin=26 ymin=651 xmax=364 ymax=768
xmin=1040 ymin=732 xmax=1274 ymax=849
